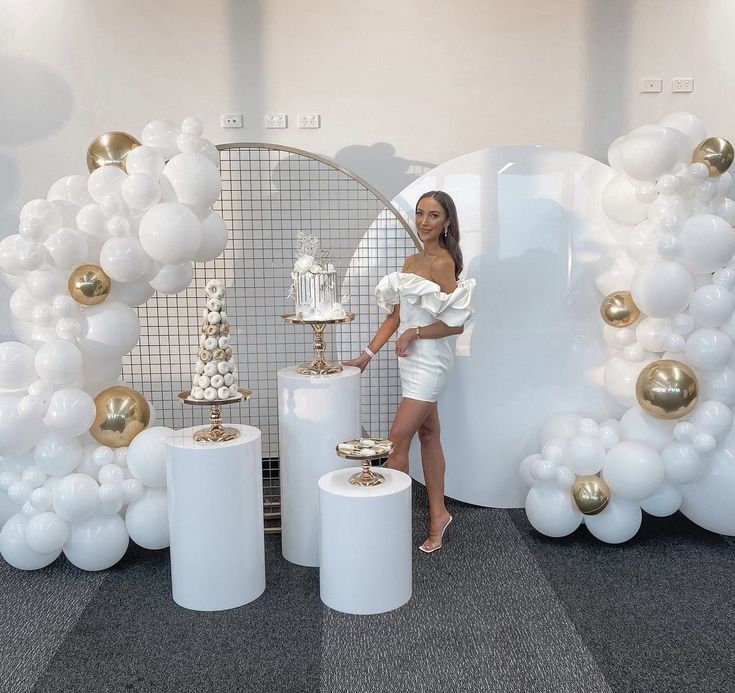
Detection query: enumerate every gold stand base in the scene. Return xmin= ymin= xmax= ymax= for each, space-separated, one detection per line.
xmin=193 ymin=424 xmax=241 ymax=442
xmin=349 ymin=461 xmax=385 ymax=487
xmin=297 ymin=360 xmax=343 ymax=376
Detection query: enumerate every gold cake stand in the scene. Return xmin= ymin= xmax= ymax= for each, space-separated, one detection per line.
xmin=282 ymin=312 xmax=355 ymax=376
xmin=336 ymin=437 xmax=395 ymax=487
xmin=178 ymin=388 xmax=252 ymax=442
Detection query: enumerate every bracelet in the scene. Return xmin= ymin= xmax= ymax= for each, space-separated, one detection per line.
xmin=416 ymin=326 xmax=421 ymax=340
xmin=363 ymin=346 xmax=375 ymax=358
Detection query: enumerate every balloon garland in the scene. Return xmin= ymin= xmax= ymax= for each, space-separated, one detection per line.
xmin=522 ymin=112 xmax=735 ymax=543
xmin=0 ymin=117 xmax=228 ymax=570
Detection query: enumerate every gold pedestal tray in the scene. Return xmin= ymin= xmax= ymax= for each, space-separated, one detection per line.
xmin=178 ymin=388 xmax=252 ymax=442
xmin=282 ymin=312 xmax=355 ymax=376
xmin=336 ymin=437 xmax=395 ymax=487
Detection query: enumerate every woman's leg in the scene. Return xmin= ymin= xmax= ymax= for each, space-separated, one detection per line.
xmin=386 ymin=397 xmax=434 ymax=473
xmin=417 ymin=404 xmax=451 ymax=550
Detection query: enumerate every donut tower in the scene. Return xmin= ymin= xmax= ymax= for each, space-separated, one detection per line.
xmin=189 ymin=279 xmax=239 ymax=401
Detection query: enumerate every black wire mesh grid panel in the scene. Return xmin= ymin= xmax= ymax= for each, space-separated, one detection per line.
xmin=122 ymin=144 xmax=417 ymax=512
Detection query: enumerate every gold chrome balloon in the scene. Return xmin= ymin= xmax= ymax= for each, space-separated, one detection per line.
xmin=635 ymin=359 xmax=699 ymax=420
xmin=90 ymin=386 xmax=151 ymax=448
xmin=68 ymin=264 xmax=112 ymax=305
xmin=86 ymin=131 xmax=141 ymax=172
xmin=600 ymin=291 xmax=640 ymax=327
xmin=572 ymin=476 xmax=610 ymax=515
xmin=692 ymin=137 xmax=734 ymax=177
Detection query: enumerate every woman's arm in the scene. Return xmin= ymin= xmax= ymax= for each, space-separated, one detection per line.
xmin=343 ymin=304 xmax=400 ymax=372
xmin=394 ymin=320 xmax=463 ymax=356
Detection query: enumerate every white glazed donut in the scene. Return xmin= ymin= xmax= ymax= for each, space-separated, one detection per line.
xmin=204 ymin=387 xmax=217 ymax=401
xmin=211 ymin=374 xmax=224 ymax=388
xmin=203 ymin=362 xmax=218 ymax=377
xmin=218 ymin=386 xmax=230 ymax=400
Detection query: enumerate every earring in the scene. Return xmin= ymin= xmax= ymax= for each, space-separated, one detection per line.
xmin=443 ymin=225 xmax=448 ymax=237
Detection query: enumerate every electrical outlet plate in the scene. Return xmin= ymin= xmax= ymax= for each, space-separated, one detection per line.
xmin=298 ymin=113 xmax=321 ymax=129
xmin=672 ymin=78 xmax=694 ymax=93
xmin=641 ymin=78 xmax=662 ymax=93
xmin=265 ymin=114 xmax=288 ymax=129
xmin=221 ymin=113 xmax=243 ymax=128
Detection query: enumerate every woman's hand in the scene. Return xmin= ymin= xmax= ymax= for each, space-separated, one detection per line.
xmin=343 ymin=353 xmax=372 ymax=373
xmin=395 ymin=328 xmax=417 ymax=357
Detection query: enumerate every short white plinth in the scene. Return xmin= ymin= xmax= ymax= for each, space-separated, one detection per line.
xmin=165 ymin=425 xmax=265 ymax=611
xmin=277 ymin=365 xmax=361 ymax=567
xmin=319 ymin=467 xmax=412 ymax=615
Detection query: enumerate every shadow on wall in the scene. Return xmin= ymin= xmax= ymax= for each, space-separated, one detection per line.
xmin=0 ymin=55 xmax=73 ymax=339
xmin=334 ymin=142 xmax=435 ymax=200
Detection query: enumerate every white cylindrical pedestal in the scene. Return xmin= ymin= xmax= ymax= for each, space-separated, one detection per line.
xmin=165 ymin=424 xmax=265 ymax=611
xmin=278 ymin=366 xmax=361 ymax=567
xmin=319 ymin=468 xmax=412 ymax=615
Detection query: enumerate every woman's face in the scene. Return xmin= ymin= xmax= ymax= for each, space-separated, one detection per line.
xmin=415 ymin=197 xmax=447 ymax=244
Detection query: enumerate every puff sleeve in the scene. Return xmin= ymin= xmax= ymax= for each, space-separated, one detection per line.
xmin=405 ymin=278 xmax=475 ymax=327
xmin=374 ymin=272 xmax=402 ymax=313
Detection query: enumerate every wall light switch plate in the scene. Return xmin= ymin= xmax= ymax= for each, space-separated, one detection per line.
xmin=265 ymin=114 xmax=288 ymax=129
xmin=672 ymin=78 xmax=694 ymax=93
xmin=641 ymin=78 xmax=662 ymax=93
xmin=221 ymin=113 xmax=243 ymax=128
xmin=298 ymin=113 xmax=321 ymax=129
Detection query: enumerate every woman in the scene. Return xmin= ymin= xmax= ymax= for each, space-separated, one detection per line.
xmin=344 ymin=191 xmax=474 ymax=552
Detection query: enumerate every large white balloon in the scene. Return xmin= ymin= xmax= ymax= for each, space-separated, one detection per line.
xmin=603 ymin=440 xmax=665 ymax=500
xmin=107 ymin=276 xmax=156 ymax=307
xmin=63 ymin=513 xmax=129 ymax=571
xmin=601 ymin=175 xmax=649 ymax=225
xmin=78 ymin=301 xmax=140 ymax=358
xmin=620 ymin=406 xmax=675 ymax=450
xmin=125 ymin=145 xmax=166 ymax=178
xmin=0 ymin=341 xmax=36 ymax=389
xmin=99 ymin=236 xmax=149 ymax=283
xmin=76 ymin=204 xmax=108 ymax=241
xmin=47 ymin=174 xmax=92 ymax=207
xmin=688 ymin=400 xmax=733 ymax=439
xmin=619 ymin=125 xmax=679 ymax=182
xmin=0 ymin=392 xmax=45 ymax=456
xmin=194 ymin=212 xmax=228 ymax=262
xmin=697 ymin=366 xmax=735 ymax=405
xmin=524 ymin=484 xmax=583 ymax=538
xmin=0 ymin=513 xmax=60 ymax=569
xmin=52 ymin=473 xmax=99 ymax=522
xmin=678 ymin=215 xmax=735 ymax=274
xmin=684 ymin=328 xmax=732 ymax=371
xmin=138 ymin=202 xmax=203 ymax=264
xmin=630 ymin=260 xmax=693 ymax=318
xmin=34 ymin=432 xmax=82 ymax=476
xmin=160 ymin=153 xmax=221 ymax=217
xmin=120 ymin=173 xmax=161 ymax=211
xmin=595 ymin=247 xmax=636 ymax=295
xmin=564 ymin=434 xmax=605 ymax=475
xmin=659 ymin=112 xmax=707 ymax=151
xmin=26 ymin=268 xmax=66 ymax=301
xmin=635 ymin=317 xmax=672 ymax=353
xmin=640 ymin=481 xmax=682 ymax=517
xmin=125 ymin=487 xmax=169 ymax=549
xmin=661 ymin=441 xmax=705 ymax=484
xmin=604 ymin=354 xmax=656 ymax=407
xmin=584 ymin=496 xmax=642 ymax=544
xmin=689 ymin=284 xmax=735 ymax=328
xmin=627 ymin=220 xmax=662 ymax=263
xmin=20 ymin=199 xmax=63 ymax=239
xmin=43 ymin=228 xmax=88 ymax=270
xmin=34 ymin=339 xmax=83 ymax=385
xmin=87 ymin=166 xmax=126 ymax=204
xmin=43 ymin=388 xmax=95 ymax=438
xmin=141 ymin=120 xmax=179 ymax=160
xmin=125 ymin=426 xmax=172 ymax=488
xmin=24 ymin=511 xmax=69 ymax=553
xmin=147 ymin=261 xmax=193 ymax=294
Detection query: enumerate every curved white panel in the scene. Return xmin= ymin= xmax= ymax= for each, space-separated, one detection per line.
xmin=389 ymin=146 xmax=620 ymax=507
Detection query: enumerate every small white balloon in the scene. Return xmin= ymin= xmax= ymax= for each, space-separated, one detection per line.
xmin=584 ymin=496 xmax=642 ymax=544
xmin=63 ymin=513 xmax=129 ymax=571
xmin=685 ymin=328 xmax=732 ymax=371
xmin=0 ymin=514 xmax=60 ymax=569
xmin=52 ymin=473 xmax=99 ymax=522
xmin=24 ymin=511 xmax=69 ymax=553
xmin=602 ymin=175 xmax=650 ymax=225
xmin=122 ymin=478 xmax=144 ymax=503
xmin=525 ymin=485 xmax=583 ymax=538
xmin=125 ymin=487 xmax=169 ymax=549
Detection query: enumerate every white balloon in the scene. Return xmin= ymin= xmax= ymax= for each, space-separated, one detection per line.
xmin=659 ymin=112 xmax=707 ymax=151
xmin=619 ymin=406 xmax=675 ymax=450
xmin=584 ymin=496 xmax=642 ymax=544
xmin=99 ymin=236 xmax=149 ymax=283
xmin=78 ymin=301 xmax=140 ymax=358
xmin=87 ymin=166 xmax=126 ymax=204
xmin=603 ymin=440 xmax=665 ymax=500
xmin=24 ymin=511 xmax=69 ymax=553
xmin=97 ymin=483 xmax=124 ymax=515
xmin=635 ymin=317 xmax=671 ymax=353
xmin=52 ymin=473 xmax=99 ymax=522
xmin=647 ymin=195 xmax=689 ymax=228
xmin=47 ymin=174 xmax=92 ymax=207
xmin=79 ymin=353 xmax=123 ymax=395
xmin=43 ymin=228 xmax=88 ymax=269
xmin=138 ymin=202 xmax=203 ymax=264
xmin=63 ymin=513 xmax=129 ymax=571
xmin=194 ymin=212 xmax=228 ymax=262
xmin=125 ymin=487 xmax=169 ymax=549
xmin=640 ymin=481 xmax=682 ymax=517
xmin=0 ymin=341 xmax=36 ymax=389
xmin=141 ymin=120 xmax=179 ymax=160
xmin=148 ymin=261 xmax=193 ymax=294
xmin=34 ymin=432 xmax=82 ymax=475
xmin=125 ymin=426 xmax=172 ymax=487
xmin=524 ymin=485 xmax=583 ymax=538
xmin=630 ymin=260 xmax=693 ymax=318
xmin=689 ymin=284 xmax=735 ymax=328
xmin=35 ymin=339 xmax=83 ymax=385
xmin=21 ymin=465 xmax=46 ymax=489
xmin=688 ymin=400 xmax=732 ymax=439
xmin=20 ymin=199 xmax=63 ymax=238
xmin=661 ymin=441 xmax=705 ymax=484
xmin=120 ymin=173 xmax=161 ymax=211
xmin=122 ymin=478 xmax=144 ymax=503
xmin=107 ymin=275 xmax=156 ymax=307
xmin=124 ymin=145 xmax=166 ymax=178
xmin=627 ymin=220 xmax=662 ymax=263
xmin=685 ymin=328 xmax=732 ymax=371
xmin=678 ymin=215 xmax=735 ymax=274
xmin=0 ymin=513 xmax=60 ymax=569
xmin=564 ymin=434 xmax=605 ymax=475
xmin=26 ymin=268 xmax=66 ymax=301
xmin=43 ymin=388 xmax=95 ymax=437
xmin=604 ymin=354 xmax=656 ymax=408
xmin=602 ymin=175 xmax=649 ymax=225
xmin=0 ymin=392 xmax=45 ymax=456
xmin=160 ymin=153 xmax=221 ymax=217
xmin=607 ymin=135 xmax=625 ymax=171
xmin=620 ymin=125 xmax=679 ymax=181
xmin=595 ymin=247 xmax=636 ymax=295
xmin=697 ymin=366 xmax=735 ymax=405
xmin=714 ymin=197 xmax=735 ymax=225
xmin=76 ymin=204 xmax=108 ymax=241
xmin=519 ymin=453 xmax=540 ymax=487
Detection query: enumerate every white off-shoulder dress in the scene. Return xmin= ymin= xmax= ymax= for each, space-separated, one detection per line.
xmin=375 ymin=272 xmax=475 ymax=402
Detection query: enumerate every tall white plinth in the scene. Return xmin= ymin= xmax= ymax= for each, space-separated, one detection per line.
xmin=165 ymin=425 xmax=265 ymax=611
xmin=277 ymin=365 xmax=361 ymax=567
xmin=319 ymin=468 xmax=412 ymax=615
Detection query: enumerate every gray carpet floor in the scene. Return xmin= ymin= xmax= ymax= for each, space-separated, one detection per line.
xmin=1 ymin=483 xmax=733 ymax=693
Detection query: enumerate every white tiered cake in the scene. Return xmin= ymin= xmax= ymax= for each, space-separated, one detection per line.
xmin=189 ymin=279 xmax=239 ymax=401
xmin=288 ymin=232 xmax=348 ymax=321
